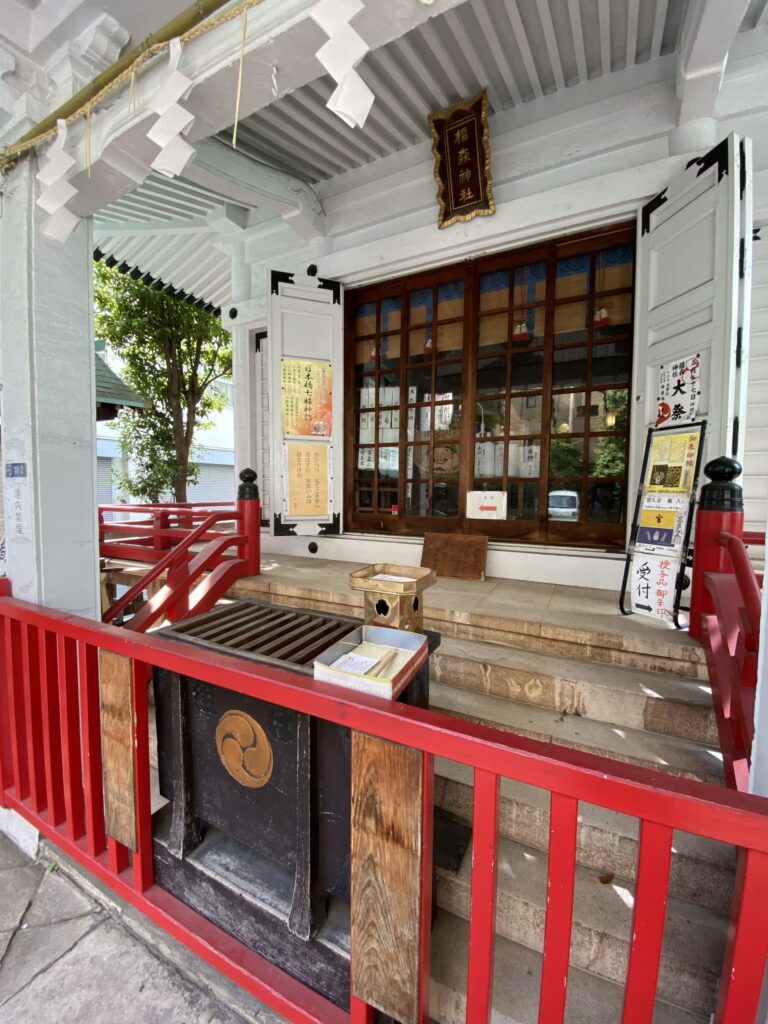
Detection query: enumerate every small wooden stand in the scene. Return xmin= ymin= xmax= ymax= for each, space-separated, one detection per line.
xmin=348 ymin=563 xmax=436 ymax=632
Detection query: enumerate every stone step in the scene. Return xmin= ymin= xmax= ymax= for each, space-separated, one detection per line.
xmin=435 ymin=759 xmax=735 ymax=914
xmin=432 ymin=635 xmax=717 ymax=744
xmin=430 ymin=910 xmax=708 ymax=1024
xmin=435 ymin=834 xmax=728 ymax=1018
xmin=430 ymin=683 xmax=725 ymax=786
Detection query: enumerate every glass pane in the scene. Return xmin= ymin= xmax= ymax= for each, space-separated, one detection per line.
xmin=549 ymin=437 xmax=584 ymax=477
xmin=591 ymin=389 xmax=629 ymax=431
xmin=378 ymin=446 xmax=399 ymax=478
xmin=476 ymin=398 xmax=506 ymax=436
xmin=355 ymin=301 xmax=376 ymax=336
xmin=554 ymin=301 xmax=589 ymax=343
xmin=433 ymin=442 xmax=461 ymax=478
xmin=513 ymin=261 xmax=547 ymax=306
xmin=357 ymin=376 xmax=376 ymax=408
xmin=555 ymin=254 xmax=590 ymax=300
xmin=553 ymin=346 xmax=588 ymax=388
xmin=377 ymin=409 xmax=400 ymax=444
xmin=378 ymin=375 xmax=400 ymax=406
xmin=432 ymin=481 xmax=459 ymax=517
xmin=547 ymin=487 xmax=581 ymax=521
xmin=355 ymin=340 xmax=375 ymax=370
xmin=406 ymin=482 xmax=429 ymax=516
xmin=586 ymin=481 xmax=624 ymax=523
xmin=479 ymin=270 xmax=509 ymax=312
xmin=355 ymin=485 xmax=373 ymax=511
xmin=379 ymin=333 xmax=401 ymax=369
xmin=407 ymin=366 xmax=431 ymax=404
xmin=410 ymin=288 xmax=433 ymax=325
xmin=356 ymin=447 xmax=375 ymax=477
xmin=408 ymin=327 xmax=433 ymax=362
xmin=433 ymin=402 xmax=462 ymax=439
xmin=474 ymin=438 xmax=503 ymax=480
xmin=594 ymin=293 xmax=632 ymax=337
xmin=357 ymin=412 xmax=376 ymax=445
xmin=436 ymin=321 xmax=463 ymax=357
xmin=437 ymin=281 xmax=464 ymax=320
xmin=381 ymin=296 xmax=402 ymax=332
xmin=409 ymin=406 xmax=432 ymax=441
xmin=435 ymin=362 xmax=462 ymax=400
xmin=378 ymin=486 xmax=398 ymax=512
xmin=595 ymin=245 xmax=634 ymax=292
xmin=479 ymin=313 xmax=508 ymax=349
xmin=589 ymin=436 xmax=626 ymax=477
xmin=511 ymin=307 xmax=544 ymax=348
xmin=407 ymin=445 xmax=431 ymax=479
xmin=510 ymin=350 xmax=544 ymax=392
xmin=592 ymin=341 xmax=631 ymax=385
xmin=551 ymin=392 xmax=586 ymax=435
xmin=477 ymin=356 xmax=506 ymax=397
xmin=509 ymin=395 xmax=542 ymax=436
xmin=508 ymin=440 xmax=541 ymax=478
xmin=507 ymin=482 xmax=538 ymax=521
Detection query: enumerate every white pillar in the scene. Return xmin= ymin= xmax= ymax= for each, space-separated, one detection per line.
xmin=0 ymin=158 xmax=99 ymax=618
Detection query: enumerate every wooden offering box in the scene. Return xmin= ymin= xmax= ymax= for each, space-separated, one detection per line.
xmin=348 ymin=563 xmax=436 ymax=631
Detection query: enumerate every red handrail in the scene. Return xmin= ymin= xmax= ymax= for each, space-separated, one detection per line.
xmin=2 ymin=589 xmax=768 ymax=1024
xmin=717 ymin=532 xmax=762 ymax=645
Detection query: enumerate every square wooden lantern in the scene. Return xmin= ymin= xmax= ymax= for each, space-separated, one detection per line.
xmin=349 ymin=564 xmax=437 ymax=632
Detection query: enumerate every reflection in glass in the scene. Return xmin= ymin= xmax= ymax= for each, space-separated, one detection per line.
xmin=355 ymin=301 xmax=376 ymax=336
xmin=379 ymin=333 xmax=401 ymax=369
xmin=592 ymin=341 xmax=631 ymax=385
xmin=406 ymin=483 xmax=429 ymax=516
xmin=476 ymin=399 xmax=506 ymax=436
xmin=509 ymin=395 xmax=542 ymax=436
xmin=507 ymin=482 xmax=538 ymax=520
xmin=378 ymin=446 xmax=399 ymax=477
xmin=508 ymin=440 xmax=541 ymax=478
xmin=479 ymin=270 xmax=509 ymax=312
xmin=554 ymin=302 xmax=588 ymax=343
xmin=435 ymin=361 xmax=462 ymax=399
xmin=357 ymin=411 xmax=376 ymax=446
xmin=510 ymin=350 xmax=544 ymax=391
xmin=591 ymin=389 xmax=629 ymax=431
xmin=477 ymin=357 xmax=506 ymax=396
xmin=355 ymin=340 xmax=375 ymax=369
xmin=356 ymin=486 xmax=373 ymax=511
xmin=433 ymin=403 xmax=462 ymax=438
xmin=595 ymin=245 xmax=634 ymax=292
xmin=432 ymin=481 xmax=459 ymax=517
xmin=357 ymin=375 xmax=376 ymax=409
xmin=408 ymin=328 xmax=433 ymax=362
xmin=589 ymin=436 xmax=626 ymax=477
xmin=407 ymin=445 xmax=430 ymax=479
xmin=556 ymin=254 xmax=590 ymax=300
xmin=407 ymin=366 xmax=431 ymax=403
xmin=381 ymin=296 xmax=401 ymax=332
xmin=593 ymin=292 xmax=632 ymax=336
xmin=378 ymin=486 xmax=398 ymax=512
xmin=474 ymin=437 xmax=502 ymax=479
xmin=551 ymin=392 xmax=586 ymax=434
xmin=511 ymin=307 xmax=544 ymax=347
xmin=553 ymin=346 xmax=588 ymax=388
xmin=437 ymin=281 xmax=464 ymax=321
xmin=549 ymin=437 xmax=583 ymax=477
xmin=409 ymin=288 xmax=432 ymax=325
xmin=513 ymin=262 xmax=547 ymax=306
xmin=479 ymin=313 xmax=508 ymax=349
xmin=436 ymin=321 xmax=463 ymax=356
xmin=586 ymin=481 xmax=624 ymax=522
xmin=547 ymin=488 xmax=580 ymax=522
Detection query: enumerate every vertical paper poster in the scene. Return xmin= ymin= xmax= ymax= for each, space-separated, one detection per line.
xmin=286 ymin=443 xmax=330 ymax=518
xmin=281 ymin=359 xmax=332 ymax=438
xmin=656 ymin=354 xmax=702 ymax=426
xmin=629 ymin=553 xmax=677 ymax=621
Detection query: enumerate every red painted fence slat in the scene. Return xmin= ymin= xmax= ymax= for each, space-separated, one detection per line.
xmin=77 ymin=640 xmax=106 ymax=857
xmin=0 ymin=617 xmax=13 ymax=796
xmin=538 ymin=793 xmax=578 ymax=1024
xmin=38 ymin=629 xmax=65 ymax=826
xmin=466 ymin=769 xmax=500 ymax=1024
xmin=57 ymin=634 xmax=85 ymax=840
xmin=21 ymin=623 xmax=46 ymax=812
xmin=349 ymin=996 xmax=374 ymax=1024
xmin=419 ymin=751 xmax=434 ymax=1024
xmin=4 ymin=619 xmax=27 ymax=800
xmin=620 ymin=821 xmax=673 ymax=1023
xmin=715 ymin=848 xmax=768 ymax=1024
xmin=108 ymin=837 xmax=130 ymax=875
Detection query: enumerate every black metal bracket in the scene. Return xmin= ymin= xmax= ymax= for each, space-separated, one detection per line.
xmin=317 ymin=514 xmax=340 ymax=536
xmin=273 ymin=513 xmax=297 ymax=536
xmin=271 ymin=270 xmax=295 ymax=295
xmin=641 ymin=188 xmax=668 ymax=236
xmin=317 ymin=277 xmax=341 ymax=305
xmin=685 ymin=137 xmax=729 ymax=182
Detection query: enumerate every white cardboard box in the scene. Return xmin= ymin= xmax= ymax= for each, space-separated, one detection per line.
xmin=314 ymin=625 xmax=427 ymax=699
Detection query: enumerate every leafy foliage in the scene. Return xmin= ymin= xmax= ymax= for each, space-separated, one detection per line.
xmin=94 ymin=264 xmax=231 ymax=501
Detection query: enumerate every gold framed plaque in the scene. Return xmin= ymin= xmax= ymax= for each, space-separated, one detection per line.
xmin=428 ymin=89 xmax=495 ymax=230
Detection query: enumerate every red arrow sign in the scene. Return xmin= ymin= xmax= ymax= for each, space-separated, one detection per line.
xmin=478 ymin=505 xmax=497 ymax=512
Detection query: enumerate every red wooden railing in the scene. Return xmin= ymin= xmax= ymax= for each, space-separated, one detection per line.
xmin=2 ymin=584 xmax=768 ymax=1023
xmin=98 ymin=470 xmax=261 ymax=630
xmin=700 ymin=532 xmax=763 ymax=791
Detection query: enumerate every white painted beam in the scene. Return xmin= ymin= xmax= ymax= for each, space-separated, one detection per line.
xmin=395 ymin=35 xmax=451 ymax=110
xmin=537 ymin=0 xmax=566 ymax=91
xmin=469 ymin=0 xmax=523 ymax=105
xmin=598 ymin=0 xmax=611 ymax=77
xmin=94 ymin=217 xmax=210 ymax=236
xmin=566 ymin=0 xmax=588 ymax=84
xmin=181 ymin=138 xmax=325 ymax=241
xmin=442 ymin=8 xmax=504 ymax=112
xmin=502 ymin=0 xmax=543 ymax=98
xmin=650 ymin=0 xmax=670 ymax=60
xmin=676 ymin=0 xmax=752 ymax=126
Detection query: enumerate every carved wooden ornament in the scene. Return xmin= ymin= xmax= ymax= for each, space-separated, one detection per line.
xmin=215 ymin=710 xmax=274 ymax=788
xmin=428 ymin=88 xmax=495 ymax=229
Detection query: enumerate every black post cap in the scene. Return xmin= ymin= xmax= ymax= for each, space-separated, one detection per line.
xmin=699 ymin=456 xmax=743 ymax=512
xmin=238 ymin=468 xmax=259 ymax=500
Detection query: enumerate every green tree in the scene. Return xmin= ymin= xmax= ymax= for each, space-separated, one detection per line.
xmin=94 ymin=263 xmax=231 ymax=502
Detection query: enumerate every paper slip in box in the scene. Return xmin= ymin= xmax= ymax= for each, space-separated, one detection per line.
xmin=314 ymin=625 xmax=427 ymax=699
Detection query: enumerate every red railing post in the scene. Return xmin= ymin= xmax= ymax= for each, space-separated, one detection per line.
xmin=237 ymin=468 xmax=261 ymax=577
xmin=466 ymin=770 xmax=500 ymax=1024
xmin=153 ymin=510 xmax=171 ymax=551
xmin=689 ymin=457 xmax=744 ymax=638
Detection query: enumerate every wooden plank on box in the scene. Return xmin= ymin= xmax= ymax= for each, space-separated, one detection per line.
xmin=351 ymin=732 xmax=424 ymax=1024
xmin=421 ymin=531 xmax=488 ymax=581
xmin=99 ymin=649 xmax=137 ymax=850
